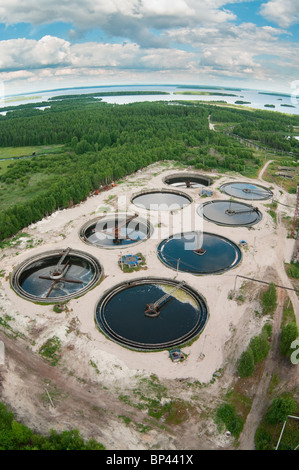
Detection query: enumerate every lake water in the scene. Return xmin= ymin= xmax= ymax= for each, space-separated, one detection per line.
xmin=3 ymin=84 xmax=299 ymax=115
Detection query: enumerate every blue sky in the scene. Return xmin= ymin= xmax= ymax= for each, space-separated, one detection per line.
xmin=0 ymin=0 xmax=298 ymax=95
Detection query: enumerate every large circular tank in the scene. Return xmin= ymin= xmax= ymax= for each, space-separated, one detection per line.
xmin=220 ymin=182 xmax=273 ymax=200
xmin=157 ymin=231 xmax=242 ymax=275
xmin=11 ymin=248 xmax=102 ymax=303
xmin=163 ymin=173 xmax=213 ymax=189
xmin=95 ymin=278 xmax=208 ymax=351
xmin=131 ymin=189 xmax=192 ymax=211
xmin=79 ymin=213 xmax=153 ymax=248
xmin=198 ymin=200 xmax=262 ymax=227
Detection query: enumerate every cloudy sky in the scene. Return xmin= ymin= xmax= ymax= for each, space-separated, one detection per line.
xmin=0 ymin=0 xmax=298 ymax=96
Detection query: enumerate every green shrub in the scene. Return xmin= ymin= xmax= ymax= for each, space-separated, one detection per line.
xmin=282 ymin=298 xmax=296 ymax=325
xmin=254 ymin=427 xmax=273 ymax=450
xmin=260 ymin=283 xmax=277 ymax=315
xmin=262 ymin=323 xmax=272 ymax=337
xmin=286 ymin=262 xmax=299 ymax=279
xmin=49 ymin=429 xmax=105 ymax=450
xmin=11 ymin=420 xmax=33 ymax=445
xmin=216 ymin=403 xmax=243 ymax=437
xmin=0 ymin=429 xmax=16 ymax=450
xmin=280 ymin=322 xmax=298 ymax=358
xmin=249 ymin=329 xmax=270 ymax=363
xmin=237 ymin=348 xmax=255 ymax=377
xmin=266 ymin=397 xmax=297 ymax=425
xmin=237 ymin=324 xmax=272 ymax=377
xmin=0 ymin=402 xmax=14 ymax=430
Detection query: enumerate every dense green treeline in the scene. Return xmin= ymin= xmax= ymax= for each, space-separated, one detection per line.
xmin=48 ymin=90 xmax=170 ymax=100
xmin=0 ymin=90 xmax=169 ymax=114
xmin=208 ymin=106 xmax=299 ymax=152
xmin=0 ymin=100 xmax=207 ymax=147
xmin=209 ymin=105 xmax=299 ymax=126
xmin=0 ymin=101 xmax=203 ymax=239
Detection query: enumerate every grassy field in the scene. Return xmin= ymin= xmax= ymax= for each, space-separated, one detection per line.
xmin=261 ymin=159 xmax=298 ymax=194
xmin=0 ymin=172 xmax=58 ymax=210
xmin=0 ymin=145 xmax=64 ymax=159
xmin=0 ymin=145 xmax=65 ymax=175
xmin=0 ymin=144 xmax=66 ymax=210
xmin=0 ymin=159 xmax=12 ymax=173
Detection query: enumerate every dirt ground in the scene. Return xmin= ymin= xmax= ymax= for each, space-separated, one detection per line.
xmin=0 ymin=161 xmax=298 ymax=450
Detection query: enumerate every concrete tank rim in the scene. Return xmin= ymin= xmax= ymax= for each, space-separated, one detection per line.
xmin=162 ymin=172 xmax=213 ymax=187
xmin=94 ymin=276 xmax=209 ymax=351
xmin=197 ymin=199 xmax=263 ymax=227
xmin=78 ymin=212 xmax=154 ymax=250
xmin=219 ymin=181 xmax=273 ymax=200
xmin=10 ymin=247 xmax=103 ymax=304
xmin=131 ymin=187 xmax=193 ymax=211
xmin=156 ymin=230 xmax=243 ymax=276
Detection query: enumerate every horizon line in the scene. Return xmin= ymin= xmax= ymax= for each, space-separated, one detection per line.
xmin=4 ymin=82 xmax=277 ymax=98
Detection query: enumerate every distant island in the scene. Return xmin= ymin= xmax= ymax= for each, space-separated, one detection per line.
xmin=281 ymin=104 xmax=296 ymax=108
xmin=176 ymin=85 xmax=242 ymax=92
xmin=174 ymin=91 xmax=237 ymax=97
xmin=259 ymin=91 xmax=291 ymax=98
xmin=49 ymin=91 xmax=170 ymax=100
xmin=264 ymin=104 xmax=275 ymax=108
xmin=4 ymin=95 xmax=42 ymax=103
xmin=235 ymin=100 xmax=251 ymax=104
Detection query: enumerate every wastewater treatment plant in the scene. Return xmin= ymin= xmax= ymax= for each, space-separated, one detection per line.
xmin=1 ymin=161 xmax=298 ymax=452
xmin=5 ymin=168 xmax=281 ymax=355
xmin=0 ymin=84 xmax=298 ymax=453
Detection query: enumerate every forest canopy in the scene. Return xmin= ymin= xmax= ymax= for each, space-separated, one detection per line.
xmin=0 ymin=97 xmax=298 ymax=241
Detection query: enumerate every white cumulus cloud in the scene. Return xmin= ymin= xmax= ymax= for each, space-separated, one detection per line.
xmin=0 ymin=35 xmax=196 ymax=72
xmin=0 ymin=0 xmax=297 ymax=92
xmin=0 ymin=0 xmax=239 ymax=31
xmin=0 ymin=36 xmax=70 ymax=70
xmin=260 ymin=0 xmax=299 ymax=27
xmin=166 ymin=21 xmax=299 ymax=82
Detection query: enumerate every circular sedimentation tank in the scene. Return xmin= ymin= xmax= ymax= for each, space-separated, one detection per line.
xmin=80 ymin=213 xmax=153 ymax=248
xmin=157 ymin=231 xmax=242 ymax=275
xmin=163 ymin=173 xmax=213 ymax=189
xmin=11 ymin=248 xmax=102 ymax=303
xmin=131 ymin=189 xmax=192 ymax=211
xmin=220 ymin=182 xmax=273 ymax=200
xmin=95 ymin=277 xmax=208 ymax=351
xmin=198 ymin=200 xmax=262 ymax=227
